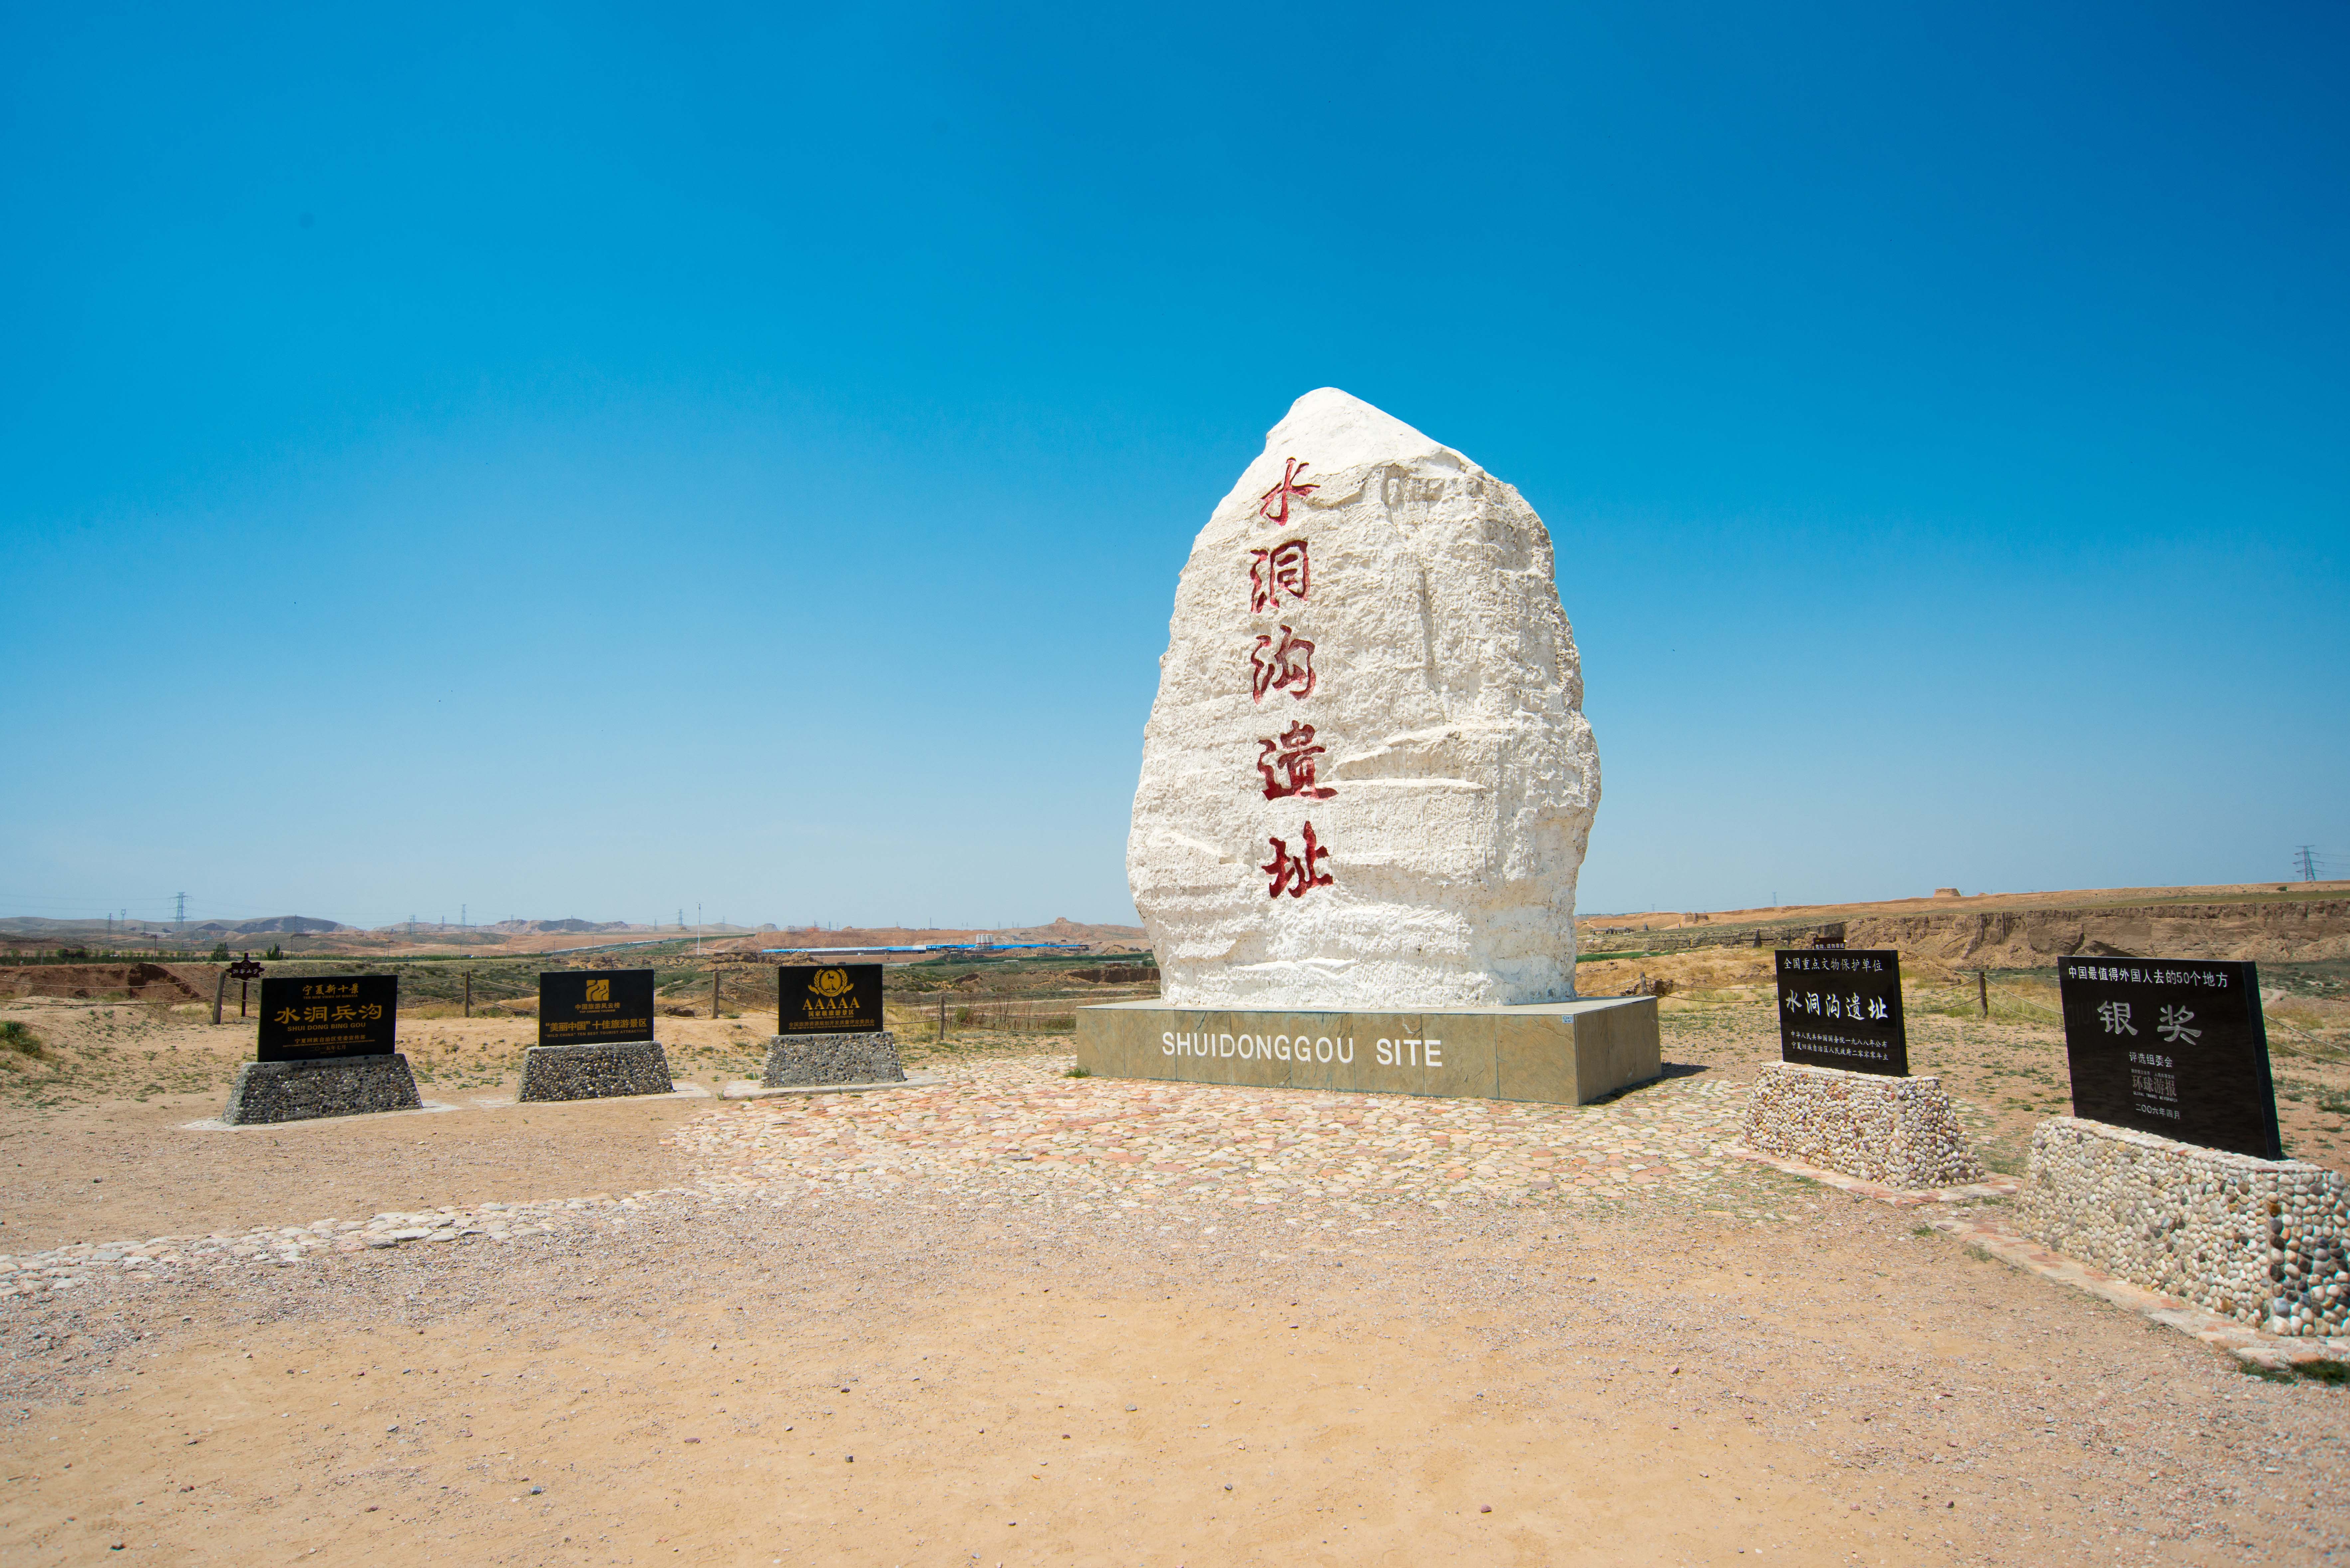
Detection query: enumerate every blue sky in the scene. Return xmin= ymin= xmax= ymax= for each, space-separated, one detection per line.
xmin=4 ymin=2 xmax=2344 ymax=929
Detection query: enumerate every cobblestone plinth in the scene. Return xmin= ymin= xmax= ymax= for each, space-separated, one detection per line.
xmin=2019 ymin=1116 xmax=2350 ymax=1338
xmin=762 ymin=1031 xmax=904 ymax=1086
xmin=221 ymin=1055 xmax=423 ymax=1125
xmin=1738 ymin=1062 xmax=1984 ymax=1190
xmin=518 ymin=1041 xmax=675 ymax=1101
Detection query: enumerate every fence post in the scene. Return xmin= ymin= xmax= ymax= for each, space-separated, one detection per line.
xmin=464 ymin=970 xmax=472 ymax=1018
xmin=1976 ymin=970 xmax=1989 ymax=1019
xmin=711 ymin=966 xmax=721 ymax=1019
xmin=212 ymin=968 xmax=228 ymax=1025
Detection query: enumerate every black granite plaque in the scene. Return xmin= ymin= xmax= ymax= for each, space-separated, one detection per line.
xmin=1775 ymin=949 xmax=1907 ymax=1076
xmin=257 ymin=974 xmax=398 ymax=1061
xmin=779 ymin=963 xmax=884 ymax=1035
xmin=538 ymin=968 xmax=656 ymax=1048
xmin=2057 ymin=957 xmax=2279 ymax=1159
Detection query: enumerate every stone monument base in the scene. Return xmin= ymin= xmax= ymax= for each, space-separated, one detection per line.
xmin=222 ymin=1054 xmax=424 ymax=1125
xmin=2019 ymin=1116 xmax=2349 ymax=1338
xmin=763 ymin=1031 xmax=905 ymax=1087
xmin=1072 ymin=997 xmax=1657 ymax=1105
xmin=518 ymin=1040 xmax=675 ymax=1102
xmin=1739 ymin=1062 xmax=1984 ymax=1189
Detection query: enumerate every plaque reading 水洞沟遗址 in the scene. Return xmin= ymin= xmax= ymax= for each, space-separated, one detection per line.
xmin=2057 ymin=958 xmax=2280 ymax=1160
xmin=538 ymin=968 xmax=655 ymax=1048
xmin=1775 ymin=949 xmax=1907 ymax=1076
xmin=779 ymin=964 xmax=884 ymax=1035
xmin=256 ymin=974 xmax=398 ymax=1061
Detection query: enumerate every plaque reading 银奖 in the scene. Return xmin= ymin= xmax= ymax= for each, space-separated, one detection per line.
xmin=1775 ymin=949 xmax=1907 ymax=1076
xmin=780 ymin=964 xmax=884 ymax=1035
xmin=538 ymin=968 xmax=656 ymax=1048
xmin=2057 ymin=958 xmax=2280 ymax=1160
xmin=257 ymin=974 xmax=398 ymax=1061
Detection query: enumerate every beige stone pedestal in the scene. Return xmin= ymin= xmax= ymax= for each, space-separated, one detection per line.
xmin=1073 ymin=996 xmax=1657 ymax=1105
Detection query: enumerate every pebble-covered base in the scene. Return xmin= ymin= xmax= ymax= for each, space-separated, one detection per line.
xmin=517 ymin=1041 xmax=675 ymax=1101
xmin=220 ymin=1055 xmax=424 ymax=1125
xmin=2018 ymin=1116 xmax=2349 ymax=1339
xmin=1739 ymin=1062 xmax=1985 ymax=1190
xmin=762 ymin=1030 xmax=904 ymax=1087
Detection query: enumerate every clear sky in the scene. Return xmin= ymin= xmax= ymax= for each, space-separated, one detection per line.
xmin=4 ymin=2 xmax=2344 ymax=930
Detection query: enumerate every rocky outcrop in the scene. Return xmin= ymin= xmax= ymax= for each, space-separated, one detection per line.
xmin=1845 ymin=901 xmax=2350 ymax=966
xmin=0 ymin=962 xmax=207 ymax=1000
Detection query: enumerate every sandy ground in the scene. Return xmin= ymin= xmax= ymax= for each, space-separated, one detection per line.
xmin=0 ymin=1004 xmax=773 ymax=1252
xmin=0 ymin=1001 xmax=2345 ymax=1566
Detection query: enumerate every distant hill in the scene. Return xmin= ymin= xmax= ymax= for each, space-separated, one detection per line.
xmin=0 ymin=914 xmax=344 ymax=937
xmin=478 ymin=919 xmax=639 ymax=935
xmin=710 ymin=916 xmax=1150 ymax=956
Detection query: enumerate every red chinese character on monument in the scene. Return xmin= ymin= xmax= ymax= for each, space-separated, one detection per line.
xmin=1262 ymin=820 xmax=1335 ymax=899
xmin=1249 ymin=625 xmax=1316 ymax=701
xmin=1256 ymin=721 xmax=1336 ymax=801
xmin=1248 ymin=538 xmax=1310 ymax=614
xmin=1257 ymin=458 xmax=1318 ymax=525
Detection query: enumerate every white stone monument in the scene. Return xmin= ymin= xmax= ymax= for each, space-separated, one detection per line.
xmin=1081 ymin=389 xmax=1651 ymax=1104
xmin=1129 ymin=387 xmax=1600 ymax=1008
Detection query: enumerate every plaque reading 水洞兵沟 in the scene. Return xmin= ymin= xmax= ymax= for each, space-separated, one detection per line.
xmin=538 ymin=968 xmax=656 ymax=1048
xmin=257 ymin=974 xmax=398 ymax=1061
xmin=2058 ymin=958 xmax=2280 ymax=1160
xmin=780 ymin=964 xmax=883 ymax=1034
xmin=1775 ymin=949 xmax=1907 ymax=1076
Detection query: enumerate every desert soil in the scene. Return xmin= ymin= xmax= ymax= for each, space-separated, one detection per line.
xmin=0 ymin=993 xmax=2344 ymax=1566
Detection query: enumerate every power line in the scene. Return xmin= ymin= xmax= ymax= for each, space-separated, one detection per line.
xmin=2295 ymin=845 xmax=2329 ymax=882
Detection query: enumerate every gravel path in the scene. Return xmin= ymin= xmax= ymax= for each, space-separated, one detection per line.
xmin=681 ymin=1056 xmax=1804 ymax=1222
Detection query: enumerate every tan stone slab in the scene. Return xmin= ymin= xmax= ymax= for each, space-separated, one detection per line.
xmin=1074 ymin=996 xmax=1657 ymax=1106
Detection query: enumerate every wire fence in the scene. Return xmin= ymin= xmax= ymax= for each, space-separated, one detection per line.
xmin=925 ymin=999 xmax=1079 ymax=1035
xmin=1580 ymin=922 xmax=1849 ymax=956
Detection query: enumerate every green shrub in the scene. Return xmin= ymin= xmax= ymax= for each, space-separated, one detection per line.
xmin=0 ymin=1021 xmax=44 ymax=1058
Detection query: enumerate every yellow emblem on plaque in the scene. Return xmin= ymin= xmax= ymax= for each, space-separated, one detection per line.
xmin=584 ymin=978 xmax=610 ymax=1003
xmin=809 ymin=968 xmax=854 ymax=1000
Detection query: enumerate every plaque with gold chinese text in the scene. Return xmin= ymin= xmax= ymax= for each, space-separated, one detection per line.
xmin=257 ymin=975 xmax=398 ymax=1061
xmin=1774 ymin=949 xmax=1908 ymax=1076
xmin=779 ymin=964 xmax=884 ymax=1035
xmin=538 ymin=968 xmax=656 ymax=1048
xmin=2058 ymin=958 xmax=2279 ymax=1159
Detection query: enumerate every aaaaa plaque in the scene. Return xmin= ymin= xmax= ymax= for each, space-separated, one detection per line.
xmin=1774 ymin=949 xmax=1908 ymax=1076
xmin=538 ymin=968 xmax=656 ymax=1048
xmin=780 ymin=964 xmax=884 ymax=1035
xmin=257 ymin=975 xmax=398 ymax=1061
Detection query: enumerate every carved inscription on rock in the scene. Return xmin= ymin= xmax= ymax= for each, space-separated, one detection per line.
xmin=1129 ymin=388 xmax=1601 ymax=1009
